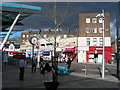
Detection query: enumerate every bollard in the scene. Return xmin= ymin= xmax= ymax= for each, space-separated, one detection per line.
xmin=85 ymin=66 xmax=87 ymax=77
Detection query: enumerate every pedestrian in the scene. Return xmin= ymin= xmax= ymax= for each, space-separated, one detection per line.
xmin=41 ymin=63 xmax=54 ymax=81
xmin=66 ymin=58 xmax=72 ymax=70
xmin=2 ymin=51 xmax=8 ymax=68
xmin=18 ymin=57 xmax=25 ymax=81
xmin=41 ymin=63 xmax=58 ymax=90
xmin=40 ymin=56 xmax=44 ymax=71
xmin=62 ymin=57 xmax=65 ymax=62
xmin=32 ymin=56 xmax=37 ymax=73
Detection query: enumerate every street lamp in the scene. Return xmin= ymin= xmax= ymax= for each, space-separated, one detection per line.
xmin=76 ymin=29 xmax=79 ymax=62
xmin=96 ymin=9 xmax=105 ymax=79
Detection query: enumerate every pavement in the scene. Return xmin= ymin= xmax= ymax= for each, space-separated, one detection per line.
xmin=1 ymin=62 xmax=119 ymax=89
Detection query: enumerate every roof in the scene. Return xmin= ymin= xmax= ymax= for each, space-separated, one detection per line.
xmin=4 ymin=43 xmax=20 ymax=49
xmin=0 ymin=3 xmax=42 ymax=14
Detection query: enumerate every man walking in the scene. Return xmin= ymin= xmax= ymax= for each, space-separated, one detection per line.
xmin=18 ymin=57 xmax=25 ymax=81
xmin=32 ymin=56 xmax=37 ymax=73
xmin=40 ymin=56 xmax=44 ymax=71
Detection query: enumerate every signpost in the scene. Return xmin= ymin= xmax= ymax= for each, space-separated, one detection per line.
xmin=29 ymin=36 xmax=38 ymax=73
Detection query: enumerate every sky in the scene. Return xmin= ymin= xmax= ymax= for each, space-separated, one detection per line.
xmin=6 ymin=2 xmax=118 ymax=41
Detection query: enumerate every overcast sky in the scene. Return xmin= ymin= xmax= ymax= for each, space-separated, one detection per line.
xmin=8 ymin=2 xmax=118 ymax=41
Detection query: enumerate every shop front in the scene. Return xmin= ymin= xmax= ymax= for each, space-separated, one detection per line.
xmin=62 ymin=47 xmax=76 ymax=62
xmin=86 ymin=46 xmax=112 ymax=63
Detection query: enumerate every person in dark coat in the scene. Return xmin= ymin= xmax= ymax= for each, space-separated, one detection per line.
xmin=18 ymin=57 xmax=25 ymax=81
xmin=40 ymin=56 xmax=44 ymax=71
xmin=32 ymin=57 xmax=37 ymax=73
xmin=66 ymin=58 xmax=72 ymax=70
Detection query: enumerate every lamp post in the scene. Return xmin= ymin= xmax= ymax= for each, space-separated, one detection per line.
xmin=102 ymin=9 xmax=105 ymax=79
xmin=76 ymin=29 xmax=78 ymax=62
xmin=96 ymin=9 xmax=105 ymax=79
xmin=29 ymin=36 xmax=38 ymax=73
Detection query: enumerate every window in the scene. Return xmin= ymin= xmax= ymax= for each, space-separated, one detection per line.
xmin=99 ymin=38 xmax=103 ymax=41
xmin=26 ymin=40 xmax=28 ymax=42
xmin=99 ymin=28 xmax=103 ymax=33
xmin=93 ymin=41 xmax=97 ymax=46
xmin=100 ymin=41 xmax=103 ymax=46
xmin=92 ymin=28 xmax=97 ymax=33
xmin=92 ymin=18 xmax=97 ymax=23
xmin=87 ymin=41 xmax=90 ymax=46
xmin=99 ymin=18 xmax=103 ymax=23
xmin=99 ymin=38 xmax=103 ymax=46
xmin=22 ymin=40 xmax=25 ymax=43
xmin=10 ymin=46 xmax=13 ymax=50
xmin=86 ymin=18 xmax=90 ymax=23
xmin=23 ymin=35 xmax=25 ymax=38
xmin=86 ymin=28 xmax=91 ymax=33
xmin=87 ymin=38 xmax=90 ymax=41
xmin=93 ymin=38 xmax=97 ymax=41
xmin=44 ymin=34 xmax=47 ymax=38
xmin=26 ymin=35 xmax=28 ymax=37
xmin=86 ymin=38 xmax=90 ymax=46
xmin=34 ymin=34 xmax=37 ymax=36
xmin=64 ymin=35 xmax=67 ymax=38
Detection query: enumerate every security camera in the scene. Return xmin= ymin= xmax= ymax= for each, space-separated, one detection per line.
xmin=96 ymin=14 xmax=100 ymax=17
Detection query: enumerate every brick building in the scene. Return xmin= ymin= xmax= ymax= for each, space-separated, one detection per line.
xmin=78 ymin=13 xmax=112 ymax=63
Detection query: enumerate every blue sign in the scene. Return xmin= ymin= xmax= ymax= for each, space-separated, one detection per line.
xmin=42 ymin=52 xmax=50 ymax=55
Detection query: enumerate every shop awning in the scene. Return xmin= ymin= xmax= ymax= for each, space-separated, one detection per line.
xmin=62 ymin=50 xmax=73 ymax=54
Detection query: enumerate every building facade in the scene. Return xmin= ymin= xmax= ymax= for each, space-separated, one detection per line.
xmin=78 ymin=13 xmax=112 ymax=63
xmin=20 ymin=30 xmax=76 ymax=60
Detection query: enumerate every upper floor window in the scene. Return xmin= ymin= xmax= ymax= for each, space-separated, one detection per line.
xmin=44 ymin=34 xmax=47 ymax=38
xmin=26 ymin=40 xmax=28 ymax=42
xmin=22 ymin=40 xmax=25 ymax=43
xmin=64 ymin=35 xmax=67 ymax=38
xmin=99 ymin=38 xmax=103 ymax=41
xmin=26 ymin=35 xmax=29 ymax=38
xmin=99 ymin=18 xmax=103 ymax=23
xmin=10 ymin=46 xmax=13 ymax=50
xmin=92 ymin=28 xmax=97 ymax=33
xmin=87 ymin=41 xmax=90 ymax=46
xmin=93 ymin=38 xmax=97 ymax=41
xmin=86 ymin=18 xmax=90 ymax=23
xmin=23 ymin=35 xmax=25 ymax=38
xmin=92 ymin=18 xmax=97 ymax=23
xmin=86 ymin=38 xmax=90 ymax=41
xmin=93 ymin=41 xmax=97 ymax=46
xmin=34 ymin=34 xmax=37 ymax=36
xmin=86 ymin=28 xmax=91 ymax=33
xmin=86 ymin=38 xmax=90 ymax=46
xmin=99 ymin=28 xmax=103 ymax=33
xmin=100 ymin=41 xmax=103 ymax=46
